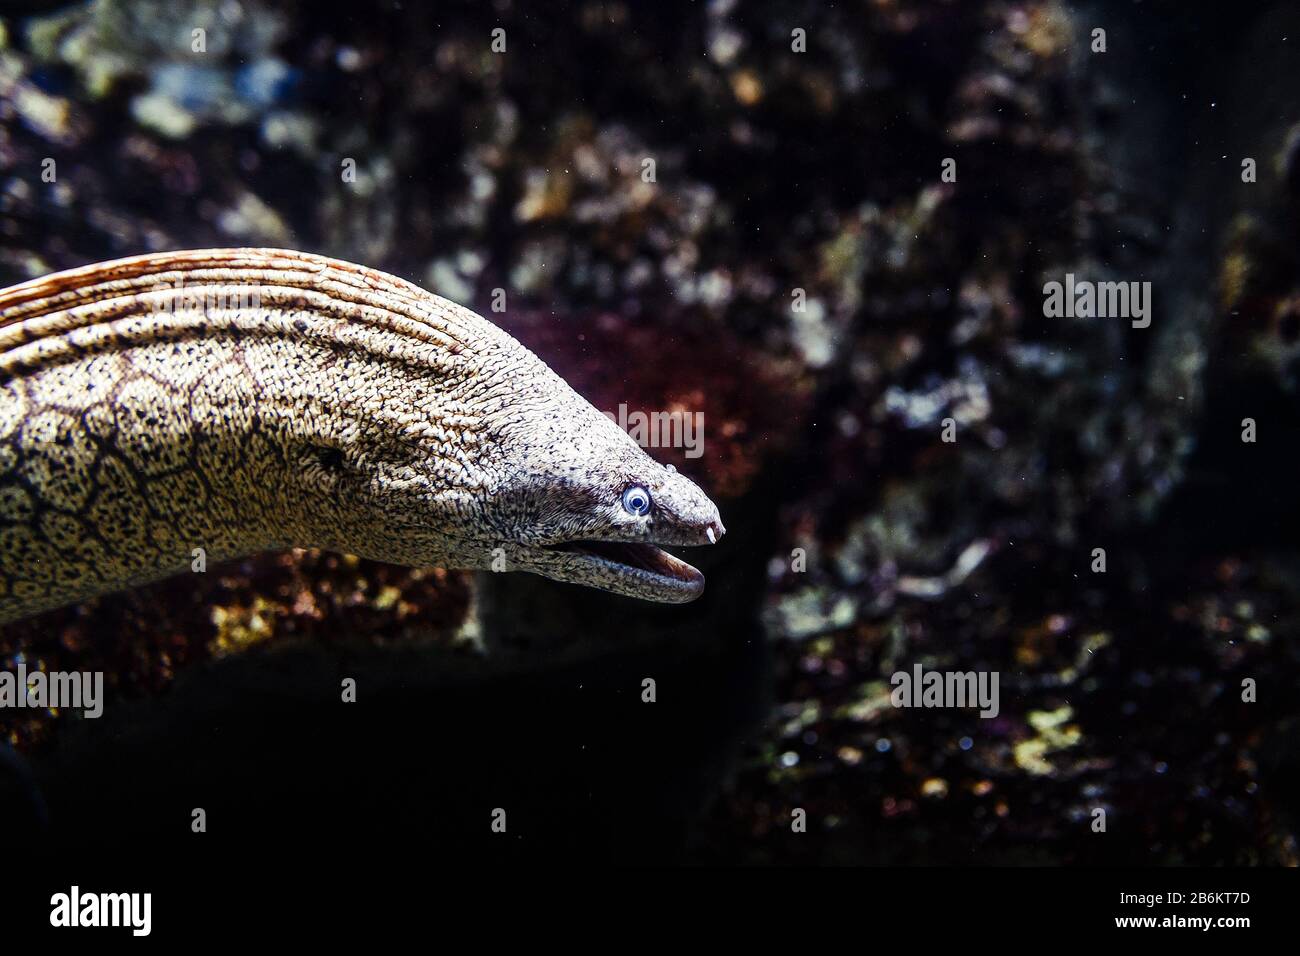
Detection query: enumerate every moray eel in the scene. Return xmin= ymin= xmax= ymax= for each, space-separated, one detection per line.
xmin=0 ymin=249 xmax=724 ymax=624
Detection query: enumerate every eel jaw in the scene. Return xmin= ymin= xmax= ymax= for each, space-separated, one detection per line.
xmin=540 ymin=539 xmax=706 ymax=603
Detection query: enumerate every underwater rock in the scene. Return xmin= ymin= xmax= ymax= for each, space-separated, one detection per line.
xmin=0 ymin=0 xmax=1297 ymax=864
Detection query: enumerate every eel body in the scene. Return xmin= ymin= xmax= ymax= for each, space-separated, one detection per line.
xmin=0 ymin=249 xmax=723 ymax=623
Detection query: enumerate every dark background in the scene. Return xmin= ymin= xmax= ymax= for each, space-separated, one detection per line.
xmin=1 ymin=0 xmax=1299 ymax=866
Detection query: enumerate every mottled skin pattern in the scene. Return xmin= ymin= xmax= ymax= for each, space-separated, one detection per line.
xmin=0 ymin=249 xmax=724 ymax=624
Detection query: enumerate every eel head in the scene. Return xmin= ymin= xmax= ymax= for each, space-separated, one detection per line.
xmin=480 ymin=399 xmax=726 ymax=603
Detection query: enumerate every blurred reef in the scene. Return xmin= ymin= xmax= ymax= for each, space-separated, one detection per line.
xmin=2 ymin=0 xmax=1300 ymax=864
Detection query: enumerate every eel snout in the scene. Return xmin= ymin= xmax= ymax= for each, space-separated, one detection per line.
xmin=544 ymin=517 xmax=725 ymax=603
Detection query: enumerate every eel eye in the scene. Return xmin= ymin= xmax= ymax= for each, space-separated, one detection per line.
xmin=621 ymin=484 xmax=652 ymax=516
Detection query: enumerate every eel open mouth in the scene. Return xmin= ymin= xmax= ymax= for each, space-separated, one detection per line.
xmin=547 ymin=540 xmax=706 ymax=601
